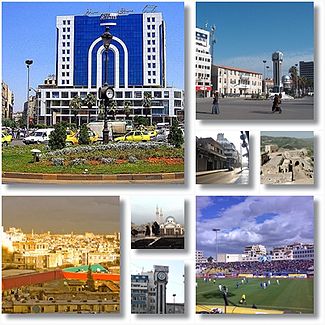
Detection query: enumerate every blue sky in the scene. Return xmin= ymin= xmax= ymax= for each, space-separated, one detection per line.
xmin=196 ymin=196 xmax=314 ymax=258
xmin=2 ymin=2 xmax=184 ymax=111
xmin=261 ymin=131 xmax=314 ymax=139
xmin=130 ymin=259 xmax=184 ymax=303
xmin=197 ymin=2 xmax=314 ymax=75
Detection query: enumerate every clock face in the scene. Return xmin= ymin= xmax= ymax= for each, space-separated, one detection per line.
xmin=105 ymin=88 xmax=114 ymax=99
xmin=157 ymin=271 xmax=166 ymax=281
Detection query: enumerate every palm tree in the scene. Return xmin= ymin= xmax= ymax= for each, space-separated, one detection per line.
xmin=299 ymin=76 xmax=308 ymax=96
xmin=142 ymin=91 xmax=152 ymax=125
xmin=69 ymin=95 xmax=82 ymax=127
xmin=289 ymin=66 xmax=298 ymax=97
xmin=109 ymin=100 xmax=117 ymax=120
xmin=83 ymin=93 xmax=97 ymax=123
xmin=123 ymin=100 xmax=132 ymax=119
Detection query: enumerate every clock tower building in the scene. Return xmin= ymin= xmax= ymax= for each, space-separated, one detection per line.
xmin=153 ymin=265 xmax=169 ymax=314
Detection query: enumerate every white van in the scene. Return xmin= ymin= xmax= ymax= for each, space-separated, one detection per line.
xmin=23 ymin=128 xmax=55 ymax=145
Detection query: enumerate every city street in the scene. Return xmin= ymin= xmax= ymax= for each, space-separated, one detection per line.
xmin=196 ymin=96 xmax=314 ymax=120
xmin=196 ymin=167 xmax=249 ymax=184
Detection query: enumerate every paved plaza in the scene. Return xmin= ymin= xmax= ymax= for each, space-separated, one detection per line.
xmin=196 ymin=96 xmax=314 ymax=120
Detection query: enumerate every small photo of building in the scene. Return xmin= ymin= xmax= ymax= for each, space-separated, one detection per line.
xmin=2 ymin=196 xmax=120 ymax=314
xmin=131 ymin=260 xmax=184 ymax=314
xmin=196 ymin=131 xmax=249 ymax=185
xmin=131 ymin=196 xmax=185 ymax=249
xmin=260 ymin=131 xmax=314 ymax=185
xmin=196 ymin=2 xmax=314 ymax=120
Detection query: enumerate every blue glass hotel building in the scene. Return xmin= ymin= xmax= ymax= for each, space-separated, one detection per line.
xmin=37 ymin=10 xmax=184 ymax=125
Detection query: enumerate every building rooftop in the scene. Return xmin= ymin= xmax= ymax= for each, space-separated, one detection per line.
xmin=63 ymin=264 xmax=108 ymax=274
xmin=214 ymin=64 xmax=262 ymax=75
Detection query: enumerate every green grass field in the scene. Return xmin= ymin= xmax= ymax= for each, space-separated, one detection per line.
xmin=196 ymin=277 xmax=314 ymax=314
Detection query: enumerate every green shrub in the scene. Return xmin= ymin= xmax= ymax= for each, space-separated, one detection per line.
xmin=134 ymin=116 xmax=149 ymax=126
xmin=49 ymin=123 xmax=67 ymax=150
xmin=79 ymin=124 xmax=90 ymax=145
xmin=168 ymin=119 xmax=184 ymax=148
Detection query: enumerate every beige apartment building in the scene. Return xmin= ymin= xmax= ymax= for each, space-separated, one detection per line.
xmin=211 ymin=65 xmax=262 ymax=97
xmin=2 ymin=81 xmax=14 ymax=119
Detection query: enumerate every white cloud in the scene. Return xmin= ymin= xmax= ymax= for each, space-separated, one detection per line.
xmin=196 ymin=196 xmax=314 ymax=256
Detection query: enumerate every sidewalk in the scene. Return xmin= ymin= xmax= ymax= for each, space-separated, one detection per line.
xmin=196 ymin=169 xmax=229 ymax=177
xmin=234 ymin=168 xmax=250 ymax=184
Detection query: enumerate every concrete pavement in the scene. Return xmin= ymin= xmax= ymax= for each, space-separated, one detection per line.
xmin=196 ymin=96 xmax=314 ymax=120
xmin=196 ymin=167 xmax=249 ymax=184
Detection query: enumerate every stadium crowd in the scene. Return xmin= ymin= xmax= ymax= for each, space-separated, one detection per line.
xmin=197 ymin=259 xmax=314 ymax=276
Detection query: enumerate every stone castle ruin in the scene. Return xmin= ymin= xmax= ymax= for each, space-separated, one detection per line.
xmin=261 ymin=145 xmax=314 ymax=184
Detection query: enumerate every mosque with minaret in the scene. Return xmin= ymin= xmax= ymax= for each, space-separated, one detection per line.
xmin=155 ymin=205 xmax=184 ymax=237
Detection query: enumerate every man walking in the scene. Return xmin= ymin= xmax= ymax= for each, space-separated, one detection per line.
xmin=212 ymin=91 xmax=220 ymax=115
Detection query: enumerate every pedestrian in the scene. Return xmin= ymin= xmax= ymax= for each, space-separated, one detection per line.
xmin=240 ymin=294 xmax=246 ymax=305
xmin=278 ymin=93 xmax=283 ymax=113
xmin=272 ymin=93 xmax=282 ymax=113
xmin=211 ymin=91 xmax=220 ymax=115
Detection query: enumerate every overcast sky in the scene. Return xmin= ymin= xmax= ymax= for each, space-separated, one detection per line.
xmin=261 ymin=131 xmax=314 ymax=139
xmin=2 ymin=196 xmax=120 ymax=234
xmin=196 ymin=130 xmax=249 ymax=163
xmin=196 ymin=196 xmax=314 ymax=258
xmin=131 ymin=196 xmax=184 ymax=224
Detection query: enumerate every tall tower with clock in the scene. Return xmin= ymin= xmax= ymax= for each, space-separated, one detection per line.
xmin=153 ymin=265 xmax=169 ymax=314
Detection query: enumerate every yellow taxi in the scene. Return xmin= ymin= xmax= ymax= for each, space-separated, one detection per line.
xmin=114 ymin=130 xmax=156 ymax=142
xmin=66 ymin=129 xmax=99 ymax=145
xmin=2 ymin=132 xmax=13 ymax=146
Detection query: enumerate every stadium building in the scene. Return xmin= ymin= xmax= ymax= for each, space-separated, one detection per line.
xmin=196 ymin=250 xmax=207 ymax=264
xmin=271 ymin=243 xmax=314 ymax=261
xmin=36 ymin=9 xmax=184 ymax=125
xmin=242 ymin=245 xmax=267 ymax=262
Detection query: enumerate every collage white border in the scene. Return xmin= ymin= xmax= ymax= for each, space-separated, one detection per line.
xmin=0 ymin=0 xmax=324 ymax=324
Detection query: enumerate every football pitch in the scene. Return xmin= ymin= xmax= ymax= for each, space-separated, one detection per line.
xmin=196 ymin=277 xmax=314 ymax=314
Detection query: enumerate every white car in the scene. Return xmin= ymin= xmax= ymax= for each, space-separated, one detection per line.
xmin=23 ymin=128 xmax=55 ymax=145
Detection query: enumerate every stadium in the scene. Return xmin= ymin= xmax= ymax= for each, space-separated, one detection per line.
xmin=196 ymin=196 xmax=314 ymax=314
xmin=196 ymin=258 xmax=314 ymax=314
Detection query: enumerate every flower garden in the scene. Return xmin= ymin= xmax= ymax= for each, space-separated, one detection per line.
xmin=2 ymin=142 xmax=184 ymax=175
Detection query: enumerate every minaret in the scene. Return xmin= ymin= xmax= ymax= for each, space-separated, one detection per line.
xmin=160 ymin=208 xmax=164 ymax=224
xmin=156 ymin=205 xmax=160 ymax=221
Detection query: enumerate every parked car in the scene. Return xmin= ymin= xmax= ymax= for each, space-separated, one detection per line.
xmin=23 ymin=128 xmax=55 ymax=145
xmin=66 ymin=129 xmax=99 ymax=145
xmin=2 ymin=132 xmax=13 ymax=146
xmin=114 ymin=130 xmax=155 ymax=142
xmin=155 ymin=129 xmax=169 ymax=142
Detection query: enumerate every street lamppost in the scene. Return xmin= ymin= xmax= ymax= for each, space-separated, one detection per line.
xmin=99 ymin=27 xmax=114 ymax=144
xmin=212 ymin=228 xmax=220 ymax=262
xmin=25 ymin=59 xmax=33 ymax=131
xmin=262 ymin=60 xmax=266 ymax=93
xmin=173 ymin=294 xmax=176 ymax=313
xmin=295 ymin=63 xmax=299 ymax=97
